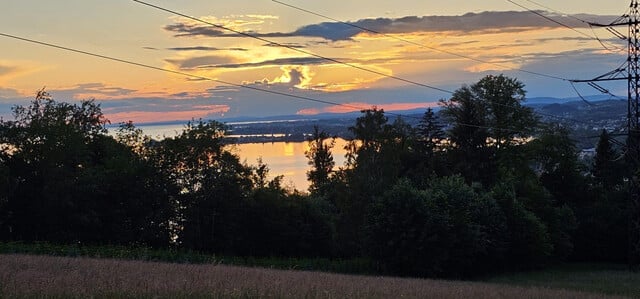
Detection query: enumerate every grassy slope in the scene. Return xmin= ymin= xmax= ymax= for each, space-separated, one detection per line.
xmin=487 ymin=264 xmax=640 ymax=298
xmin=0 ymin=254 xmax=635 ymax=299
xmin=0 ymin=242 xmax=376 ymax=275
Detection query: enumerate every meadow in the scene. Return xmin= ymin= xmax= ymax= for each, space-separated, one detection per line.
xmin=0 ymin=254 xmax=636 ymax=299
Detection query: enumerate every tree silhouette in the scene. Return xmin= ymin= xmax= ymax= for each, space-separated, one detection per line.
xmin=305 ymin=126 xmax=335 ymax=196
xmin=592 ymin=129 xmax=623 ymax=189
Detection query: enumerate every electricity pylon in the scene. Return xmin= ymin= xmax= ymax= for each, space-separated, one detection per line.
xmin=573 ymin=0 xmax=640 ymax=270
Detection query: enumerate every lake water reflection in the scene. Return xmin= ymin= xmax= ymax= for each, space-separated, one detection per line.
xmin=132 ymin=124 xmax=348 ymax=191
xmin=231 ymin=139 xmax=349 ymax=191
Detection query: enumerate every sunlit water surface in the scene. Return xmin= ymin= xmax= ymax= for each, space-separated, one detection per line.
xmin=120 ymin=123 xmax=348 ymax=191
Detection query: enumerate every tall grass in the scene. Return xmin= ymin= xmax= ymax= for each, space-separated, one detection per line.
xmin=487 ymin=263 xmax=640 ymax=298
xmin=0 ymin=254 xmax=626 ymax=299
xmin=0 ymin=242 xmax=376 ymax=274
xmin=0 ymin=242 xmax=217 ymax=264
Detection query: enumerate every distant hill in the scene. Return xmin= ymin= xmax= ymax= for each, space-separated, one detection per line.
xmin=524 ymin=95 xmax=614 ymax=106
xmin=114 ymin=95 xmax=628 ymax=147
xmin=118 ymin=95 xmax=618 ymax=128
xmin=536 ymin=99 xmax=627 ymax=124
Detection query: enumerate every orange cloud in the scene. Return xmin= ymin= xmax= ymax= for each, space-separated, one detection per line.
xmin=297 ymin=102 xmax=439 ymax=115
xmin=106 ymin=105 xmax=230 ymax=124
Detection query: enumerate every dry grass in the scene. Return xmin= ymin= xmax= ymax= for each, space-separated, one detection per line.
xmin=0 ymin=254 xmax=629 ymax=299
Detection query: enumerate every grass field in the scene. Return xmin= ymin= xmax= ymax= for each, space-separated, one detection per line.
xmin=0 ymin=242 xmax=377 ymax=275
xmin=487 ymin=263 xmax=640 ymax=298
xmin=0 ymin=254 xmax=635 ymax=299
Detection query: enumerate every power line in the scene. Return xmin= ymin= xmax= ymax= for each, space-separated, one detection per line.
xmin=506 ymin=0 xmax=593 ymax=38
xmin=133 ymin=0 xmax=625 ymax=119
xmin=507 ymin=0 xmax=628 ymax=103
xmin=269 ymin=0 xmax=609 ymax=125
xmin=524 ymin=0 xmax=629 ymax=26
xmin=0 ymin=33 xmax=360 ymax=112
xmin=132 ymin=0 xmax=454 ymax=94
xmin=520 ymin=0 xmax=626 ymax=52
xmin=131 ymin=0 xmax=602 ymax=127
xmin=522 ymin=0 xmax=590 ymax=24
xmin=0 ymin=31 xmax=525 ymax=133
xmin=0 ymin=30 xmax=593 ymax=131
xmin=506 ymin=0 xmax=626 ymax=52
xmin=271 ymin=0 xmax=569 ymax=82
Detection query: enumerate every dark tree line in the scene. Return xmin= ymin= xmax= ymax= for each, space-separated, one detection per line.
xmin=0 ymin=90 xmax=332 ymax=257
xmin=0 ymin=76 xmax=631 ymax=278
xmin=305 ymin=75 xmax=629 ymax=277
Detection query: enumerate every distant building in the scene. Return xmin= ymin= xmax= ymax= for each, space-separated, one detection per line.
xmin=579 ymin=148 xmax=596 ymax=160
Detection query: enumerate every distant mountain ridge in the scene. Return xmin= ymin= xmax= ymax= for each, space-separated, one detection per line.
xmin=111 ymin=95 xmax=620 ymax=128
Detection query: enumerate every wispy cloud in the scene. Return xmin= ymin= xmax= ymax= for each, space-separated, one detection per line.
xmin=63 ymin=83 xmax=137 ymax=99
xmin=165 ymin=55 xmax=237 ymax=69
xmin=262 ymin=42 xmax=307 ymax=49
xmin=164 ymin=14 xmax=279 ymax=37
xmin=0 ymin=65 xmax=18 ymax=77
xmin=0 ymin=87 xmax=25 ymax=100
xmin=199 ymin=57 xmax=335 ymax=69
xmin=165 ymin=46 xmax=249 ymax=52
xmin=0 ymin=62 xmax=44 ymax=82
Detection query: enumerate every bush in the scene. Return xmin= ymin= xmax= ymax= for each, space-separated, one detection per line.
xmin=365 ymin=177 xmax=507 ymax=278
xmin=492 ymin=184 xmax=553 ymax=267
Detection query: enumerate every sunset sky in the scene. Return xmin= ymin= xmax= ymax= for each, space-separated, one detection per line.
xmin=0 ymin=0 xmax=632 ymax=123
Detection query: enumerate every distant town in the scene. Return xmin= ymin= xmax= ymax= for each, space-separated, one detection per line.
xmin=212 ymin=96 xmax=627 ymax=149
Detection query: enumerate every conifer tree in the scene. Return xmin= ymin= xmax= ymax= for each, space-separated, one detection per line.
xmin=593 ymin=129 xmax=622 ymax=189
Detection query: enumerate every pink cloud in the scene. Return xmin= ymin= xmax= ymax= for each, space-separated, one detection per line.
xmin=106 ymin=105 xmax=230 ymax=124
xmin=296 ymin=108 xmax=321 ymax=116
xmin=297 ymin=102 xmax=439 ymax=115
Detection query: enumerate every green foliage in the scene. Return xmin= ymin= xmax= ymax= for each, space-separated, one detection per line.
xmin=492 ymin=184 xmax=553 ymax=266
xmin=305 ymin=126 xmax=335 ymax=196
xmin=238 ymin=186 xmax=335 ymax=257
xmin=404 ymin=108 xmax=450 ymax=187
xmin=115 ymin=120 xmax=151 ymax=156
xmin=416 ymin=108 xmax=445 ymax=153
xmin=473 ymin=74 xmax=538 ymax=147
xmin=592 ymin=129 xmax=624 ymax=189
xmin=0 ymin=241 xmax=216 ymax=264
xmin=571 ymin=187 xmax=629 ymax=262
xmin=441 ymin=74 xmax=538 ymax=186
xmin=0 ymin=91 xmax=174 ymax=246
xmin=365 ymin=178 xmax=507 ymax=278
xmin=529 ymin=124 xmax=587 ymax=205
xmin=440 ymin=84 xmax=492 ymax=184
xmin=0 ymin=77 xmax=631 ymax=280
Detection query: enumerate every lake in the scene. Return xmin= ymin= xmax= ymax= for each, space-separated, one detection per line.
xmin=129 ymin=123 xmax=349 ymax=191
xmin=229 ymin=139 xmax=349 ymax=191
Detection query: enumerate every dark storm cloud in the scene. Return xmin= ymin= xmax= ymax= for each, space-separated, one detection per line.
xmin=164 ymin=11 xmax=619 ymax=41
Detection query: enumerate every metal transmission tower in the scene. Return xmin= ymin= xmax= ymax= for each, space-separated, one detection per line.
xmin=629 ymin=0 xmax=640 ymax=271
xmin=573 ymin=0 xmax=640 ymax=270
